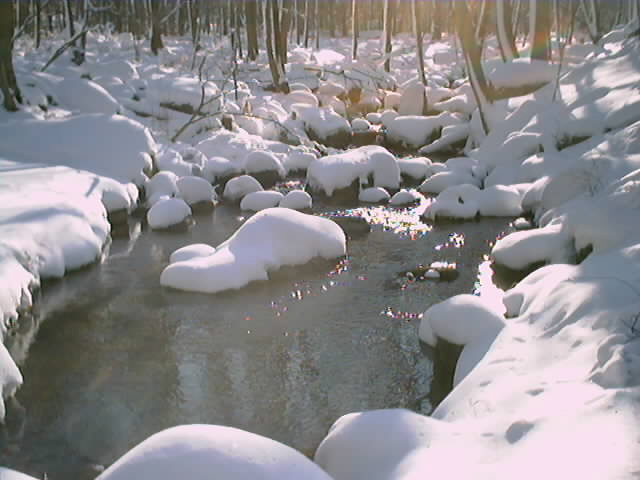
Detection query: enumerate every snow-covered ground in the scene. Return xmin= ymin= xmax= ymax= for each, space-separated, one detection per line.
xmin=1 ymin=17 xmax=639 ymax=480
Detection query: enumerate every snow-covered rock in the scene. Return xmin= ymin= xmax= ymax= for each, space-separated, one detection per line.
xmin=147 ymin=197 xmax=192 ymax=230
xmin=279 ymin=190 xmax=312 ymax=210
xmin=351 ymin=118 xmax=371 ymax=132
xmin=292 ymin=104 xmax=352 ymax=148
xmin=96 ymin=424 xmax=332 ymax=480
xmin=419 ymin=169 xmax=480 ymax=194
xmin=307 ymin=146 xmax=400 ymax=197
xmin=146 ymin=171 xmax=179 ymax=207
xmin=389 ymin=189 xmax=423 ymax=206
xmin=283 ymin=151 xmax=316 ymax=173
xmin=222 ymin=175 xmax=264 ymax=202
xmin=155 ymin=148 xmax=194 ymax=177
xmin=176 ymin=176 xmax=215 ymax=206
xmin=359 ymin=187 xmax=391 ymax=203
xmin=398 ymin=82 xmax=427 ymax=116
xmin=385 ymin=113 xmax=462 ymax=150
xmin=169 ymin=244 xmax=216 ymax=264
xmin=397 ymin=157 xmax=432 ymax=181
xmin=160 ymin=208 xmax=346 ymax=294
xmin=240 ymin=190 xmax=284 ymax=211
xmin=244 ymin=150 xmax=286 ymax=179
xmin=201 ymin=156 xmax=241 ymax=184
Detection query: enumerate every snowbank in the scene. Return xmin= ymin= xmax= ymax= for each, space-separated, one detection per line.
xmin=160 ymin=208 xmax=345 ymax=294
xmin=291 ymin=104 xmax=352 ymax=148
xmin=0 ymin=114 xmax=155 ymax=184
xmin=97 ymin=424 xmax=332 ymax=480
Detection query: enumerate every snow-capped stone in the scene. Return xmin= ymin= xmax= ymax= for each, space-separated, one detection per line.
xmin=169 ymin=244 xmax=216 ymax=264
xmin=201 ymin=156 xmax=241 ymax=184
xmin=419 ymin=169 xmax=481 ymax=194
xmin=147 ymin=197 xmax=191 ymax=230
xmin=240 ymin=191 xmax=285 ymax=211
xmin=398 ymin=82 xmax=427 ymax=116
xmin=176 ymin=176 xmax=215 ymax=206
xmin=160 ymin=208 xmax=346 ymax=294
xmin=146 ymin=171 xmax=179 ymax=206
xmin=223 ymin=175 xmax=264 ymax=202
xmin=244 ymin=151 xmax=286 ymax=178
xmin=292 ymin=104 xmax=352 ymax=148
xmin=279 ymin=190 xmax=312 ymax=210
xmin=398 ymin=157 xmax=432 ymax=180
xmin=351 ymin=118 xmax=371 ymax=132
xmin=366 ymin=112 xmax=383 ymax=124
xmin=359 ymin=187 xmax=391 ymax=203
xmin=283 ymin=151 xmax=316 ymax=173
xmin=389 ymin=189 xmax=423 ymax=206
xmin=96 ymin=424 xmax=332 ymax=480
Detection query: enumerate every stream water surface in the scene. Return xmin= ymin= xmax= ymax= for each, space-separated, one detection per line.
xmin=1 ymin=196 xmax=511 ymax=479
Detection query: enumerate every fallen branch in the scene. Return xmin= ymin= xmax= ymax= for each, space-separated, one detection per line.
xmin=40 ymin=25 xmax=94 ymax=72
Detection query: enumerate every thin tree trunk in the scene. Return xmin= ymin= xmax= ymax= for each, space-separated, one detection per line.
xmin=150 ymin=0 xmax=164 ymax=56
xmin=303 ymin=0 xmax=310 ymax=48
xmin=383 ymin=0 xmax=393 ymax=72
xmin=352 ymin=0 xmax=358 ymax=60
xmin=35 ymin=0 xmax=42 ymax=49
xmin=529 ymin=0 xmax=551 ymax=61
xmin=64 ymin=0 xmax=75 ymax=44
xmin=279 ymin=0 xmax=293 ymax=67
xmin=412 ymin=0 xmax=426 ymax=85
xmin=246 ymin=0 xmax=259 ymax=60
xmin=497 ymin=0 xmax=519 ymax=61
xmin=314 ymin=0 xmax=319 ymax=49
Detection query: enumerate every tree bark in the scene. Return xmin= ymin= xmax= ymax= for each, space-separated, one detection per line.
xmin=383 ymin=0 xmax=393 ymax=72
xmin=412 ymin=0 xmax=427 ymax=85
xmin=529 ymin=0 xmax=551 ymax=61
xmin=0 ymin=1 xmax=21 ymax=111
xmin=497 ymin=0 xmax=519 ymax=61
xmin=245 ymin=0 xmax=259 ymax=61
xmin=352 ymin=0 xmax=358 ymax=60
xmin=150 ymin=0 xmax=164 ymax=56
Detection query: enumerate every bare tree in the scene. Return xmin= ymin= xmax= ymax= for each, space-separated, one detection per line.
xmin=150 ymin=0 xmax=164 ymax=56
xmin=0 ymin=1 xmax=21 ymax=111
xmin=352 ymin=0 xmax=358 ymax=60
xmin=497 ymin=0 xmax=520 ymax=61
xmin=245 ymin=0 xmax=259 ymax=61
xmin=382 ymin=0 xmax=393 ymax=72
xmin=529 ymin=0 xmax=552 ymax=61
xmin=412 ymin=0 xmax=427 ymax=85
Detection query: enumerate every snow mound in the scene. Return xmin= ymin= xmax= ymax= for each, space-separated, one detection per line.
xmin=169 ymin=244 xmax=216 ymax=264
xmin=201 ymin=156 xmax=241 ymax=183
xmin=44 ymin=75 xmax=122 ymax=115
xmin=147 ymin=198 xmax=192 ymax=230
xmin=386 ymin=113 xmax=462 ymax=149
xmin=419 ymin=294 xmax=505 ymax=386
xmin=156 ymin=148 xmax=194 ymax=177
xmin=160 ymin=208 xmax=346 ymax=294
xmin=359 ymin=187 xmax=391 ymax=203
xmin=279 ymin=190 xmax=312 ymax=210
xmin=292 ymin=104 xmax=352 ymax=148
xmin=389 ymin=190 xmax=423 ymax=206
xmin=307 ymin=146 xmax=400 ymax=197
xmin=398 ymin=157 xmax=432 ymax=180
xmin=96 ymin=424 xmax=332 ymax=480
xmin=419 ymin=169 xmax=480 ymax=194
xmin=176 ymin=176 xmax=215 ymax=206
xmin=283 ymin=151 xmax=316 ymax=173
xmin=244 ymin=151 xmax=286 ymax=178
xmin=240 ymin=191 xmax=284 ymax=211
xmin=0 ymin=114 xmax=155 ymax=184
xmin=487 ymin=59 xmax=556 ymax=91
xmin=146 ymin=171 xmax=179 ymax=207
xmin=223 ymin=175 xmax=264 ymax=202
xmin=0 ymin=467 xmax=39 ymax=480
xmin=398 ymin=82 xmax=427 ymax=116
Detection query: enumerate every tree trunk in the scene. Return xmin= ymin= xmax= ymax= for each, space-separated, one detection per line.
xmin=64 ymin=0 xmax=76 ymax=44
xmin=412 ymin=0 xmax=427 ymax=85
xmin=352 ymin=0 xmax=358 ymax=60
xmin=266 ymin=0 xmax=288 ymax=93
xmin=35 ymin=0 xmax=42 ymax=49
xmin=0 ymin=1 xmax=21 ymax=111
xmin=497 ymin=0 xmax=519 ymax=61
xmin=150 ymin=0 xmax=164 ymax=56
xmin=314 ymin=0 xmax=319 ymax=49
xmin=580 ymin=0 xmax=602 ymax=44
xmin=529 ymin=0 xmax=551 ymax=61
xmin=246 ymin=0 xmax=259 ymax=60
xmin=303 ymin=0 xmax=310 ymax=48
xmin=455 ymin=0 xmax=494 ymax=134
xmin=279 ymin=0 xmax=293 ymax=67
xmin=432 ymin=0 xmax=442 ymax=41
xmin=383 ymin=0 xmax=393 ymax=72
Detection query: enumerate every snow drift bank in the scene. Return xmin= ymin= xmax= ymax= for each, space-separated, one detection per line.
xmin=160 ymin=208 xmax=346 ymax=294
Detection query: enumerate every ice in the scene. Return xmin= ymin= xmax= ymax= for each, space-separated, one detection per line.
xmin=160 ymin=208 xmax=345 ymax=294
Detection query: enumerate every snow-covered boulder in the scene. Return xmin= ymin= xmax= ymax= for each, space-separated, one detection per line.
xmin=147 ymin=197 xmax=192 ymax=230
xmin=389 ymin=189 xmax=423 ymax=206
xmin=419 ymin=294 xmax=505 ymax=386
xmin=283 ymin=151 xmax=316 ymax=173
xmin=307 ymin=146 xmax=400 ymax=198
xmin=292 ymin=104 xmax=352 ymax=148
xmin=279 ymin=190 xmax=312 ymax=210
xmin=176 ymin=176 xmax=215 ymax=211
xmin=398 ymin=157 xmax=432 ymax=181
xmin=156 ymin=148 xmax=194 ymax=177
xmin=240 ymin=191 xmax=284 ymax=211
xmin=223 ymin=175 xmax=264 ymax=202
xmin=398 ymin=82 xmax=427 ymax=116
xmin=419 ymin=169 xmax=481 ymax=194
xmin=359 ymin=187 xmax=390 ymax=203
xmin=160 ymin=208 xmax=346 ymax=294
xmin=383 ymin=91 xmax=401 ymax=110
xmin=424 ymin=184 xmax=481 ymax=220
xmin=478 ymin=185 xmax=523 ymax=217
xmin=385 ymin=113 xmax=462 ymax=150
xmin=169 ymin=244 xmax=216 ymax=264
xmin=146 ymin=171 xmax=179 ymax=207
xmin=201 ymin=156 xmax=241 ymax=184
xmin=351 ymin=118 xmax=371 ymax=133
xmin=243 ymin=150 xmax=286 ymax=186
xmin=96 ymin=424 xmax=332 ymax=480
xmin=35 ymin=74 xmax=122 ymax=115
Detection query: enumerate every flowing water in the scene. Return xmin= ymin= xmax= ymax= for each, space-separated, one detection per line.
xmin=0 ymin=195 xmax=511 ymax=479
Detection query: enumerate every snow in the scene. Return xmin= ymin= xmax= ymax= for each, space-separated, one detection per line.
xmin=223 ymin=175 xmax=264 ymax=202
xmin=351 ymin=118 xmax=371 ymax=132
xmin=397 ymin=82 xmax=427 ymax=116
xmin=176 ymin=176 xmax=215 ymax=206
xmin=147 ymin=197 xmax=192 ymax=230
xmin=240 ymin=191 xmax=284 ymax=211
xmin=244 ymin=150 xmax=286 ymax=178
xmin=397 ymin=157 xmax=432 ymax=180
xmin=0 ymin=114 xmax=155 ymax=184
xmin=160 ymin=208 xmax=346 ymax=294
xmin=359 ymin=187 xmax=391 ymax=203
xmin=0 ymin=468 xmax=39 ymax=480
xmin=283 ymin=151 xmax=316 ymax=173
xmin=279 ymin=190 xmax=313 ymax=210
xmin=389 ymin=190 xmax=423 ymax=207
xmin=96 ymin=424 xmax=332 ymax=480
xmin=155 ymin=148 xmax=195 ymax=177
xmin=201 ymin=156 xmax=242 ymax=183
xmin=307 ymin=146 xmax=400 ymax=197
xmin=385 ymin=113 xmax=462 ymax=150
xmin=486 ymin=58 xmax=556 ymax=90
xmin=291 ymin=104 xmax=351 ymax=146
xmin=146 ymin=171 xmax=179 ymax=207
xmin=169 ymin=244 xmax=216 ymax=264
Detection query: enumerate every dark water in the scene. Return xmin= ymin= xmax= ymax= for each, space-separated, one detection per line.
xmin=0 ymin=197 xmax=510 ymax=479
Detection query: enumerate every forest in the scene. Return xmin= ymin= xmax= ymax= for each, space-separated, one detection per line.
xmin=0 ymin=1 xmax=639 ymax=479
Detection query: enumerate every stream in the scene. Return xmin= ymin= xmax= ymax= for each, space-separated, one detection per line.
xmin=0 ymin=194 xmax=511 ymax=479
